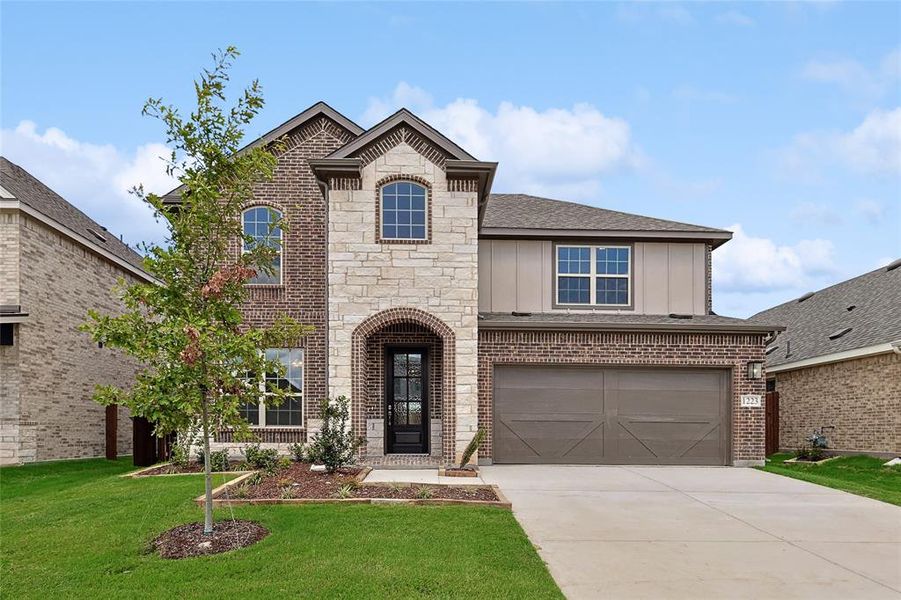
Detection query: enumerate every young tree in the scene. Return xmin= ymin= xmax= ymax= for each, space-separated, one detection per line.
xmin=82 ymin=47 xmax=308 ymax=534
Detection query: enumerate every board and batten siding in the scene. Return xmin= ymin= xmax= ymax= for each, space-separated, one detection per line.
xmin=478 ymin=239 xmax=707 ymax=315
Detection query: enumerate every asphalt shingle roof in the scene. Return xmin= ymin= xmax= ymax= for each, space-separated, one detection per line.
xmin=749 ymin=263 xmax=901 ymax=367
xmin=0 ymin=157 xmax=147 ymax=272
xmin=483 ymin=193 xmax=729 ymax=234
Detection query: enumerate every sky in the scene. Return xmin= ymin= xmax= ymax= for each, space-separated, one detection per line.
xmin=1 ymin=1 xmax=899 ymax=317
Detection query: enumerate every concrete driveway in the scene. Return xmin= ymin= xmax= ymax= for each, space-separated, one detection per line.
xmin=480 ymin=465 xmax=901 ymax=599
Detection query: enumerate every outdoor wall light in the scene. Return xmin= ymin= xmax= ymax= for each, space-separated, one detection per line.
xmin=747 ymin=361 xmax=764 ymax=380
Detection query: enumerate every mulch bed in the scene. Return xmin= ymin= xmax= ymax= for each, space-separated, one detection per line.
xmin=134 ymin=462 xmax=241 ymax=476
xmin=152 ymin=520 xmax=269 ymax=559
xmin=226 ymin=462 xmax=498 ymax=502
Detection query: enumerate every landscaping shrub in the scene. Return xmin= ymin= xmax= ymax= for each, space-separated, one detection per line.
xmin=288 ymin=442 xmax=309 ymax=462
xmin=196 ymin=448 xmax=230 ymax=472
xmin=244 ymin=444 xmax=279 ymax=472
xmin=307 ymin=396 xmax=363 ymax=473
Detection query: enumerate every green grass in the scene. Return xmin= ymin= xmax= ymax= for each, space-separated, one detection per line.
xmin=1 ymin=458 xmax=561 ymax=599
xmin=760 ymin=453 xmax=901 ymax=506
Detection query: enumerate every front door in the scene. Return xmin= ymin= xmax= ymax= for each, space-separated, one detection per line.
xmin=386 ymin=348 xmax=428 ymax=454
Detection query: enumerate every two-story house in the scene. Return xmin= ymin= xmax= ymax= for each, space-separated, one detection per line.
xmin=164 ymin=102 xmax=781 ymax=467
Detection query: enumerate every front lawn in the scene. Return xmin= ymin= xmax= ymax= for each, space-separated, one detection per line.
xmin=0 ymin=458 xmax=561 ymax=599
xmin=760 ymin=453 xmax=901 ymax=506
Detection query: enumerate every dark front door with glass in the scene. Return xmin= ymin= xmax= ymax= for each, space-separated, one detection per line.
xmin=386 ymin=348 xmax=428 ymax=454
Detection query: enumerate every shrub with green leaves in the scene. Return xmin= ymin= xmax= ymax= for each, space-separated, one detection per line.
xmin=307 ymin=396 xmax=363 ymax=473
xmin=196 ymin=448 xmax=230 ymax=472
xmin=288 ymin=442 xmax=308 ymax=462
xmin=244 ymin=444 xmax=279 ymax=471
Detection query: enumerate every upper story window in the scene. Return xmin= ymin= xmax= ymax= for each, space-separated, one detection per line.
xmin=556 ymin=245 xmax=631 ymax=306
xmin=381 ymin=181 xmax=427 ymax=241
xmin=242 ymin=206 xmax=282 ymax=285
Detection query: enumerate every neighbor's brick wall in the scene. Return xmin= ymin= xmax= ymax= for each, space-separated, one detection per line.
xmin=775 ymin=352 xmax=901 ymax=454
xmin=0 ymin=210 xmax=23 ymax=464
xmin=7 ymin=213 xmax=140 ymax=463
xmin=478 ymin=329 xmax=768 ymax=464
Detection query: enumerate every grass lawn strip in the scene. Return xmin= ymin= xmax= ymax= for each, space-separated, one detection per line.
xmin=1 ymin=458 xmax=560 ymax=599
xmin=760 ymin=453 xmax=901 ymax=506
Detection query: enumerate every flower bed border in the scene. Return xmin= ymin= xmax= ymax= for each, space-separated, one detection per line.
xmin=122 ymin=462 xmax=251 ymax=478
xmin=193 ymin=466 xmax=512 ymax=509
xmin=784 ymin=455 xmax=842 ymax=466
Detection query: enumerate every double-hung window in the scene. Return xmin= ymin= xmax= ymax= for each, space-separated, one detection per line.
xmin=381 ymin=181 xmax=427 ymax=240
xmin=239 ymin=348 xmax=303 ymax=427
xmin=556 ymin=245 xmax=631 ymax=306
xmin=242 ymin=207 xmax=283 ymax=284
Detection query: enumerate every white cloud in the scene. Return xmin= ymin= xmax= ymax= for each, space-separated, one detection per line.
xmin=789 ymin=201 xmax=842 ymax=225
xmin=1 ymin=121 xmax=174 ymax=246
xmin=715 ymin=10 xmax=755 ymax=27
xmin=779 ymin=107 xmax=901 ymax=179
xmin=854 ymin=199 xmax=885 ymax=224
xmin=802 ymin=48 xmax=901 ymax=101
xmin=713 ymin=223 xmax=837 ymax=293
xmin=362 ymin=83 xmax=641 ymax=200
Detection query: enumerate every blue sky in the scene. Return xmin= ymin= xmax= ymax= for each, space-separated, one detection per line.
xmin=2 ymin=1 xmax=899 ymax=317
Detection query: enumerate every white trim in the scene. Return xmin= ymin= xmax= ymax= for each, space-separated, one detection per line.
xmin=555 ymin=244 xmax=631 ymax=307
xmin=0 ymin=315 xmax=28 ymax=324
xmin=0 ymin=184 xmax=15 ymax=199
xmin=241 ymin=206 xmax=284 ymax=285
xmin=0 ymin=199 xmax=153 ymax=283
xmin=768 ymin=343 xmax=897 ymax=374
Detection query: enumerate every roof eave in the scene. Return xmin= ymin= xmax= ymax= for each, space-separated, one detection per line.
xmin=478 ymin=227 xmax=733 ymax=246
xmin=767 ymin=342 xmax=900 ymax=373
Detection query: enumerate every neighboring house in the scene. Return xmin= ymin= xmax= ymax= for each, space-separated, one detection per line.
xmin=0 ymin=157 xmax=151 ymax=465
xmin=751 ymin=263 xmax=901 ymax=457
xmin=162 ymin=102 xmax=782 ymax=467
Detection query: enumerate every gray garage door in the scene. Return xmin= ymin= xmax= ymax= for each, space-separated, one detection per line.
xmin=493 ymin=366 xmax=730 ymax=465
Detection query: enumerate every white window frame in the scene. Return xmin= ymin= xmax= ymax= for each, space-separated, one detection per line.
xmin=555 ymin=244 xmax=632 ymax=307
xmin=242 ymin=206 xmax=284 ymax=285
xmin=243 ymin=348 xmax=304 ymax=428
xmin=380 ymin=181 xmax=428 ymax=241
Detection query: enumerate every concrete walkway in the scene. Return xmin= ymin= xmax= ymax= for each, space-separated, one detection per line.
xmin=480 ymin=465 xmax=901 ymax=599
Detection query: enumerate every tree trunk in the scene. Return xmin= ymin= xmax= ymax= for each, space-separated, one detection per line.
xmin=201 ymin=396 xmax=214 ymax=535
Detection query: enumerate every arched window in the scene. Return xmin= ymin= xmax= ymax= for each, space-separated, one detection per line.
xmin=242 ymin=206 xmax=283 ymax=285
xmin=381 ymin=181 xmax=427 ymax=241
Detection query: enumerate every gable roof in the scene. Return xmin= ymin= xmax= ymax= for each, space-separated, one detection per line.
xmin=161 ymin=101 xmax=363 ymax=204
xmin=0 ymin=156 xmax=148 ymax=275
xmin=323 ymin=108 xmax=476 ymax=161
xmin=750 ymin=262 xmax=901 ymax=369
xmin=481 ymin=194 xmax=732 ymax=245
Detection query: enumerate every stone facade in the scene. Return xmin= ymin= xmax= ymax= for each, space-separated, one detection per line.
xmin=478 ymin=329 xmax=768 ymax=465
xmin=327 ymin=141 xmax=480 ymax=464
xmin=0 ymin=211 xmax=139 ymax=464
xmin=774 ymin=352 xmax=901 ymax=455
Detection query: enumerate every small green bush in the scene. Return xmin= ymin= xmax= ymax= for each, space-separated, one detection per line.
xmin=459 ymin=428 xmax=486 ymax=469
xmin=334 ymin=484 xmax=355 ymax=499
xmin=244 ymin=444 xmax=279 ymax=471
xmin=307 ymin=396 xmax=363 ymax=473
xmin=415 ymin=486 xmax=433 ymax=500
xmin=288 ymin=442 xmax=308 ymax=462
xmin=196 ymin=448 xmax=230 ymax=472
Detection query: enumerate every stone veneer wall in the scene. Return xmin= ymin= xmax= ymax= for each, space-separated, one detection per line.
xmin=1 ymin=211 xmax=139 ymax=464
xmin=478 ymin=329 xmax=769 ymax=465
xmin=327 ymin=141 xmax=479 ymax=463
xmin=775 ymin=352 xmax=901 ymax=454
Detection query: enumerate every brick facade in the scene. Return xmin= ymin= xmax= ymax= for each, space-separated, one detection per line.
xmin=774 ymin=352 xmax=901 ymax=454
xmin=0 ymin=211 xmax=139 ymax=464
xmin=478 ymin=329 xmax=769 ymax=465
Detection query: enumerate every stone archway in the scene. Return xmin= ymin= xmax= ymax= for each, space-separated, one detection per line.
xmin=351 ymin=308 xmax=456 ymax=464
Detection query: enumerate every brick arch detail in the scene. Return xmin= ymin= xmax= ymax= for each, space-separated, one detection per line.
xmin=351 ymin=307 xmax=456 ymax=463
